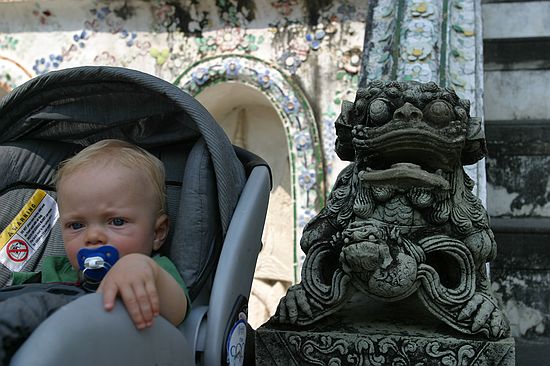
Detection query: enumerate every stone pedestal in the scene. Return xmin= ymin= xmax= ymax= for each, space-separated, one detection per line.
xmin=256 ymin=294 xmax=515 ymax=365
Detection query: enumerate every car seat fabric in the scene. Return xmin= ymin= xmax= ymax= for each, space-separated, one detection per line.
xmin=0 ymin=66 xmax=246 ymax=235
xmin=170 ymin=138 xmax=221 ymax=301
xmin=0 ymin=283 xmax=86 ymax=364
xmin=0 ymin=66 xmax=268 ymax=366
xmin=0 ymin=138 xmax=217 ymax=363
xmin=0 ymin=67 xmax=246 ymax=299
xmin=0 ymin=141 xmax=78 ymax=286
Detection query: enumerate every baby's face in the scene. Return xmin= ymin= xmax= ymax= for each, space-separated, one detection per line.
xmin=57 ymin=162 xmax=165 ymax=269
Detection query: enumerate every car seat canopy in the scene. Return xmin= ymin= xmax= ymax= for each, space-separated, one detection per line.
xmin=0 ymin=66 xmax=247 ymax=299
xmin=0 ymin=66 xmax=245 ymax=233
xmin=0 ymin=67 xmax=202 ymax=144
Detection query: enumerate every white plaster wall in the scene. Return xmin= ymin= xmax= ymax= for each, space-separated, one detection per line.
xmin=484 ymin=70 xmax=550 ymax=121
xmin=482 ymin=2 xmax=550 ymax=39
xmin=196 ymin=82 xmax=293 ymax=327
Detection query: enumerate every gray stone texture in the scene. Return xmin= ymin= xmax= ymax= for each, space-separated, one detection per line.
xmin=483 ymin=70 xmax=550 ymax=122
xmin=272 ymin=81 xmax=510 ymax=343
xmin=485 ymin=120 xmax=550 ymax=217
xmin=483 ymin=38 xmax=550 ymax=71
xmin=257 ymin=295 xmax=515 ymax=365
xmin=489 ymin=223 xmax=550 ymax=363
xmin=482 ymin=2 xmax=550 ymax=39
xmin=481 ymin=0 xmax=550 ymax=361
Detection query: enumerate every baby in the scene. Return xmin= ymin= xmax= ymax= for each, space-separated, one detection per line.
xmin=54 ymin=139 xmax=188 ymax=329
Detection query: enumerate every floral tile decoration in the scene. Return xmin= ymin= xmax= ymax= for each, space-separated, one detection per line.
xmin=0 ymin=0 xmax=483 ymax=279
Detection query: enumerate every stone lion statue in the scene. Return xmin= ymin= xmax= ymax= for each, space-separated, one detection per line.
xmin=272 ymin=80 xmax=510 ymax=340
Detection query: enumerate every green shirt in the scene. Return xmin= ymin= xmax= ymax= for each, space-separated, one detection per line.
xmin=11 ymin=255 xmax=190 ymax=321
xmin=13 ymin=255 xmax=186 ymax=288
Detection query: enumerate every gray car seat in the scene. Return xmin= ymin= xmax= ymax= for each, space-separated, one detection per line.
xmin=0 ymin=66 xmax=271 ymax=365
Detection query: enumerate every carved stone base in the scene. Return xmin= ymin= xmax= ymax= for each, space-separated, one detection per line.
xmin=256 ymin=294 xmax=515 ymax=365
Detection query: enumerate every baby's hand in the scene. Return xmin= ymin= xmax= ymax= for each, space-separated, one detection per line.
xmin=97 ymin=253 xmax=160 ymax=330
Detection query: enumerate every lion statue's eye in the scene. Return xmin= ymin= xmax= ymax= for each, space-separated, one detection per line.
xmin=368 ymin=99 xmax=391 ymax=127
xmin=423 ymin=100 xmax=455 ymax=126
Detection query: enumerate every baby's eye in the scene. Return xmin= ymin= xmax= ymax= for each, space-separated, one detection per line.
xmin=68 ymin=222 xmax=83 ymax=230
xmin=111 ymin=218 xmax=126 ymax=226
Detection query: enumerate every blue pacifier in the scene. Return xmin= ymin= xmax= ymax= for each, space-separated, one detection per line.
xmin=77 ymin=245 xmax=119 ymax=285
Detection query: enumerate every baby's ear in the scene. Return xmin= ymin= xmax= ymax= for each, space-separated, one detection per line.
xmin=153 ymin=214 xmax=169 ymax=251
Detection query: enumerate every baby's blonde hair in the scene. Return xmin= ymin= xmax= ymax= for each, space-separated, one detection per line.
xmin=56 ymin=139 xmax=167 ymax=215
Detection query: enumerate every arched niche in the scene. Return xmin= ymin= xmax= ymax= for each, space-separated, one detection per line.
xmin=174 ymin=55 xmax=326 ymax=281
xmin=0 ymin=55 xmax=33 ymax=98
xmin=195 ymin=82 xmax=293 ymax=328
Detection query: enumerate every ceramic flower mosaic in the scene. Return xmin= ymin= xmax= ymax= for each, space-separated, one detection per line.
xmin=0 ymin=0 xmax=484 ymax=276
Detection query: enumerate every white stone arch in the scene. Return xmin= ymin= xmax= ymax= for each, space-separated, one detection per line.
xmin=174 ymin=54 xmax=325 ymax=280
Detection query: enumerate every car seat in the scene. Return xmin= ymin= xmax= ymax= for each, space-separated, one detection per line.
xmin=0 ymin=66 xmax=271 ymax=365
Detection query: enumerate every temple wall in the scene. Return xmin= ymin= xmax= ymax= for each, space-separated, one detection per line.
xmin=3 ymin=1 xmax=547 ymax=362
xmin=0 ymin=0 xmax=368 ymax=329
xmin=482 ymin=0 xmax=550 ymax=363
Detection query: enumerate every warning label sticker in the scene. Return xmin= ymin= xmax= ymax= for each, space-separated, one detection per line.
xmin=0 ymin=189 xmax=59 ymax=272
